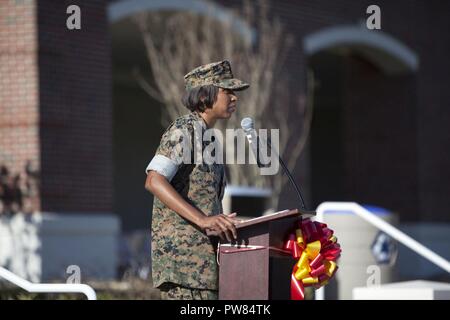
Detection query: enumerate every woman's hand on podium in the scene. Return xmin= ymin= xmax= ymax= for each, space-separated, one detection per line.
xmin=200 ymin=212 xmax=239 ymax=242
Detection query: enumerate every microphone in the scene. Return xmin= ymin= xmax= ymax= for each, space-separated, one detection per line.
xmin=241 ymin=117 xmax=307 ymax=210
xmin=240 ymin=117 xmax=269 ymax=168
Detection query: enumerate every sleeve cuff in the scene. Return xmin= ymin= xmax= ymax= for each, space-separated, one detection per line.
xmin=145 ymin=154 xmax=179 ymax=182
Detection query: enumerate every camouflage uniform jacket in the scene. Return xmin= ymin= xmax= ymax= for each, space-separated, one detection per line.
xmin=150 ymin=111 xmax=226 ymax=290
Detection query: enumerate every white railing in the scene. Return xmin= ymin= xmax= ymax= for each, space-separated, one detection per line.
xmin=314 ymin=201 xmax=450 ymax=300
xmin=0 ymin=266 xmax=97 ymax=300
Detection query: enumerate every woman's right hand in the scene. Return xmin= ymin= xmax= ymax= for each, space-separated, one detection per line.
xmin=200 ymin=212 xmax=240 ymax=242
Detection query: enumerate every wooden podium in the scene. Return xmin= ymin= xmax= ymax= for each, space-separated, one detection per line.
xmin=217 ymin=209 xmax=315 ymax=300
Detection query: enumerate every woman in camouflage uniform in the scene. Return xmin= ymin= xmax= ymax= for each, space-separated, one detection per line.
xmin=145 ymin=60 xmax=249 ymax=300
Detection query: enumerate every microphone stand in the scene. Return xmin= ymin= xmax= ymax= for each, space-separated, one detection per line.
xmin=258 ymin=135 xmax=307 ymax=211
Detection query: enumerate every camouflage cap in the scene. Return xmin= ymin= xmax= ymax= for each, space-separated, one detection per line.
xmin=184 ymin=60 xmax=250 ymax=91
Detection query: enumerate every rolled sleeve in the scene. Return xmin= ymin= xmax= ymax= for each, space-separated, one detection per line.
xmin=145 ymin=122 xmax=194 ymax=182
xmin=146 ymin=154 xmax=179 ymax=182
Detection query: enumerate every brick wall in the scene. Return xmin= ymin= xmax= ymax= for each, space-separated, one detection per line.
xmin=0 ymin=0 xmax=40 ymax=209
xmin=1 ymin=0 xmax=112 ymax=213
xmin=37 ymin=0 xmax=113 ymax=212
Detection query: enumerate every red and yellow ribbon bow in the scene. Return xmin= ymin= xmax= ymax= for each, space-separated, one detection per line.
xmin=284 ymin=218 xmax=341 ymax=300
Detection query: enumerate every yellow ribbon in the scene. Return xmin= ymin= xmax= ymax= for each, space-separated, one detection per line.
xmin=294 ymin=241 xmax=322 ymax=279
xmin=302 ymin=277 xmax=319 ymax=285
xmin=294 ymin=251 xmax=310 ymax=280
xmin=289 ymin=220 xmax=341 ymax=296
xmin=324 ymin=260 xmax=337 ymax=277
xmin=305 ymin=240 xmax=321 ymax=260
xmin=296 ymin=229 xmax=304 ymax=247
xmin=294 ymin=238 xmax=323 ymax=281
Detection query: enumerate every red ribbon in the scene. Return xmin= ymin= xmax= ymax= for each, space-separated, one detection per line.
xmin=284 ymin=218 xmax=341 ymax=300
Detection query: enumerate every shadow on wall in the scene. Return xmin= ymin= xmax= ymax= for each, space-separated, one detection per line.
xmin=0 ymin=161 xmax=39 ymax=216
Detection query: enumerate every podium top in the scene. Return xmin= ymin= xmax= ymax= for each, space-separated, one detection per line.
xmin=205 ymin=209 xmax=315 ymax=237
xmin=236 ymin=208 xmax=315 ymax=229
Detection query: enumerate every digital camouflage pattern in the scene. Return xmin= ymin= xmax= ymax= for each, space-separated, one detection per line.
xmin=159 ymin=283 xmax=218 ymax=300
xmin=184 ymin=60 xmax=250 ymax=91
xmin=151 ymin=111 xmax=226 ymax=291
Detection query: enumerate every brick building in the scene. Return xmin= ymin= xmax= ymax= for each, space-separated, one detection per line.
xmin=1 ymin=0 xmax=450 ymax=235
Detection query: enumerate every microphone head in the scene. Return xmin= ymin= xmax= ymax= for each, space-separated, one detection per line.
xmin=241 ymin=117 xmax=254 ymax=132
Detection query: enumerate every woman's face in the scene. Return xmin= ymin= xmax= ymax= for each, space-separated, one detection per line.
xmin=210 ymin=88 xmax=238 ymax=119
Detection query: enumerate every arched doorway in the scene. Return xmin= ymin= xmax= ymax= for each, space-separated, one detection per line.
xmin=304 ymin=25 xmax=420 ymax=221
xmin=110 ymin=16 xmax=159 ymax=232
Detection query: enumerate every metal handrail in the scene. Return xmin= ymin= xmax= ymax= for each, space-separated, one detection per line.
xmin=0 ymin=266 xmax=97 ymax=300
xmin=314 ymin=201 xmax=450 ymax=300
